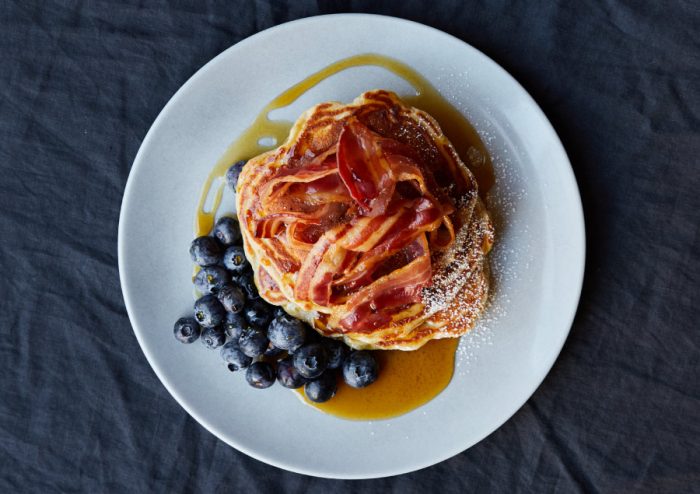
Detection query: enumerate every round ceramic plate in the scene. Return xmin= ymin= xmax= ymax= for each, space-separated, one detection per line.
xmin=119 ymin=14 xmax=585 ymax=479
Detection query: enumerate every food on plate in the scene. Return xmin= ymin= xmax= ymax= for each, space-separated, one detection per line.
xmin=222 ymin=245 xmax=249 ymax=274
xmin=175 ymin=220 xmax=372 ymax=404
xmin=276 ymin=357 xmax=306 ymax=388
xmin=304 ymin=372 xmax=338 ymax=403
xmin=220 ymin=340 xmax=252 ymax=371
xmin=200 ymin=325 xmax=226 ymax=350
xmin=238 ymin=326 xmax=269 ymax=358
xmin=225 ymin=159 xmax=247 ymax=190
xmin=189 ymin=236 xmax=222 ymax=266
xmin=245 ymin=361 xmax=276 ymax=389
xmin=172 ymin=89 xmax=493 ymax=409
xmin=173 ymin=317 xmax=201 ymax=344
xmin=235 ymin=90 xmax=493 ymax=350
xmin=293 ymin=343 xmax=329 ymax=379
xmin=342 ymin=351 xmax=379 ymax=388
xmin=193 ymin=294 xmax=226 ymax=328
xmin=268 ymin=314 xmax=308 ymax=353
xmin=216 ymin=283 xmax=246 ymax=313
xmin=194 ymin=265 xmax=229 ymax=294
xmin=212 ymin=216 xmax=242 ymax=246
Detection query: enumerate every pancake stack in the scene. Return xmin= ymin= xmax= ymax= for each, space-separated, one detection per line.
xmin=236 ymin=90 xmax=493 ymax=350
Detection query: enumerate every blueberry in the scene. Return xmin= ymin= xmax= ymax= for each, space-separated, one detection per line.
xmin=223 ymin=312 xmax=246 ymax=341
xmin=323 ymin=339 xmax=349 ymax=370
xmin=217 ymin=283 xmax=246 ymax=313
xmin=293 ymin=343 xmax=328 ymax=379
xmin=234 ymin=271 xmax=259 ymax=299
xmin=194 ymin=266 xmax=229 ymax=294
xmin=189 ymin=236 xmax=222 ymax=266
xmin=274 ymin=306 xmax=286 ymax=318
xmin=238 ymin=326 xmax=268 ymax=358
xmin=263 ymin=341 xmax=284 ymax=358
xmin=225 ymin=160 xmax=247 ymax=190
xmin=305 ymin=372 xmax=337 ymax=403
xmin=244 ymin=298 xmax=273 ymax=329
xmin=213 ymin=216 xmax=242 ymax=246
xmin=342 ymin=351 xmax=379 ymax=388
xmin=200 ymin=326 xmax=226 ymax=349
xmin=276 ymin=357 xmax=306 ymax=389
xmin=246 ymin=361 xmax=275 ymax=389
xmin=268 ymin=314 xmax=307 ymax=353
xmin=173 ymin=317 xmax=201 ymax=344
xmin=222 ymin=246 xmax=249 ymax=274
xmin=193 ymin=294 xmax=226 ymax=328
xmin=220 ymin=340 xmax=252 ymax=370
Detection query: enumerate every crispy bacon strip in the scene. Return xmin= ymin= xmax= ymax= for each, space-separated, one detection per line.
xmin=294 ymin=225 xmax=350 ymax=302
xmin=337 ymin=119 xmax=396 ymax=216
xmin=254 ymin=203 xmax=334 ymax=238
xmin=259 ymin=149 xmax=338 ymax=211
xmin=338 ymin=236 xmax=431 ymax=332
xmin=338 ymin=198 xmax=443 ymax=254
xmin=259 ymin=237 xmax=301 ymax=274
xmin=285 ymin=222 xmax=321 ymax=256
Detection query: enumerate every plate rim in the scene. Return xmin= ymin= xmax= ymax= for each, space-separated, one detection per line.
xmin=118 ymin=13 xmax=586 ymax=479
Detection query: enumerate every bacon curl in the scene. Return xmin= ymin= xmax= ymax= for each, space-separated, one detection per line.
xmin=253 ymin=120 xmax=456 ymax=332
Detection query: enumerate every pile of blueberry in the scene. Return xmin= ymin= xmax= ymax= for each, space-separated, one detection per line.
xmin=173 ymin=209 xmax=379 ymax=403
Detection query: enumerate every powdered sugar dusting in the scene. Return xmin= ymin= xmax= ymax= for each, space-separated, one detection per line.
xmin=452 ymin=124 xmax=531 ymax=374
xmin=422 ymin=203 xmax=485 ymax=316
xmin=431 ymin=74 xmax=532 ymax=364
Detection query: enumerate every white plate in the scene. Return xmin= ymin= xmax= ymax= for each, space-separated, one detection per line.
xmin=118 ymin=14 xmax=585 ymax=479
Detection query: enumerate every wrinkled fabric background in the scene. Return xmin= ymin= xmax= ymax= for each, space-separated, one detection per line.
xmin=1 ymin=1 xmax=699 ymax=492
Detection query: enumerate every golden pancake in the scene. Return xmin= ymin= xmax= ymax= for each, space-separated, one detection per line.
xmin=236 ymin=90 xmax=493 ymax=350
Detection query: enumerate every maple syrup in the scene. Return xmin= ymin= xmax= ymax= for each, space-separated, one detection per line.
xmin=296 ymin=338 xmax=458 ymax=420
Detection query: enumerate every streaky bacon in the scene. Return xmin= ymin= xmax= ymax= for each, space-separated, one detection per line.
xmin=337 ymin=119 xmax=396 ymax=216
xmin=386 ymin=153 xmax=453 ymax=207
xmin=258 ymin=237 xmax=301 ymax=274
xmin=286 ymin=174 xmax=348 ymax=204
xmin=335 ymin=211 xmax=400 ymax=252
xmin=304 ymin=199 xmax=437 ymax=305
xmin=255 ymin=216 xmax=286 ymax=238
xmin=327 ymin=198 xmax=442 ymax=298
xmin=287 ymin=221 xmax=323 ymax=244
xmin=284 ymin=222 xmax=319 ymax=259
xmin=308 ymin=244 xmax=355 ymax=306
xmin=331 ymin=236 xmax=426 ymax=298
xmin=294 ymin=225 xmax=350 ymax=302
xmin=265 ymin=173 xmax=350 ymax=214
xmin=259 ymin=148 xmax=338 ymax=209
xmin=338 ymin=236 xmax=431 ymax=332
xmin=386 ymin=155 xmax=429 ymax=196
xmin=254 ymin=203 xmax=334 ymax=238
xmin=251 ymin=119 xmax=458 ymax=333
xmin=336 ymin=197 xmax=443 ymax=255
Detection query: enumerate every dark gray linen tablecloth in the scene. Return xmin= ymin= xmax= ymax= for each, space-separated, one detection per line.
xmin=1 ymin=1 xmax=698 ymax=492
